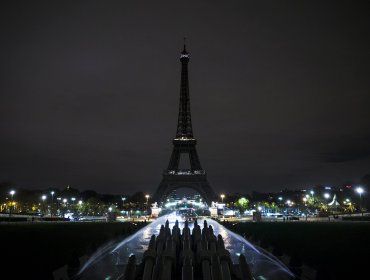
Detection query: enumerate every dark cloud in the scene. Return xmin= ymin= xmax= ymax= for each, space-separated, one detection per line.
xmin=1 ymin=1 xmax=370 ymax=194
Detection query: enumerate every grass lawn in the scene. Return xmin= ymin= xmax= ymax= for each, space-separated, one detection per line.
xmin=0 ymin=221 xmax=145 ymax=279
xmin=223 ymin=221 xmax=370 ymax=279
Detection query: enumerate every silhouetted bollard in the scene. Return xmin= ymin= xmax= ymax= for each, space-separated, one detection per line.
xmin=211 ymin=254 xmax=222 ymax=280
xmin=201 ymin=254 xmax=212 ymax=280
xmin=122 ymin=254 xmax=136 ymax=280
xmin=161 ymin=237 xmax=176 ymax=280
xmin=181 ymin=235 xmax=194 ymax=268
xmin=142 ymin=235 xmax=156 ymax=280
xmin=208 ymin=234 xmax=217 ymax=252
xmin=151 ymin=257 xmax=162 ymax=280
xmin=195 ymin=238 xmax=203 ymax=265
xmin=217 ymin=235 xmax=232 ymax=280
xmin=239 ymin=254 xmax=253 ymax=280
xmin=182 ymin=255 xmax=193 ymax=280
xmin=155 ymin=226 xmax=166 ymax=254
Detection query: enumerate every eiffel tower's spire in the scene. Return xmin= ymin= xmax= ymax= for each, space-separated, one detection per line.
xmin=176 ymin=38 xmax=193 ymax=138
xmin=182 ymin=37 xmax=187 ymax=54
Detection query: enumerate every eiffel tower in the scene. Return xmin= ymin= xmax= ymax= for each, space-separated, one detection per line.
xmin=152 ymin=42 xmax=217 ymax=205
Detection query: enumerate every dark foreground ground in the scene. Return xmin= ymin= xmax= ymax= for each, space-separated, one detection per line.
xmin=1 ymin=220 xmax=369 ymax=280
xmin=222 ymin=221 xmax=370 ymax=280
xmin=0 ymin=221 xmax=146 ymax=279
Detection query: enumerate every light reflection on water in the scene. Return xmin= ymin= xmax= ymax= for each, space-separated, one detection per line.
xmin=79 ymin=213 xmax=295 ymax=280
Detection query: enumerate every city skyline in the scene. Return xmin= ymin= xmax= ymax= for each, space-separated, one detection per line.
xmin=1 ymin=1 xmax=370 ymax=194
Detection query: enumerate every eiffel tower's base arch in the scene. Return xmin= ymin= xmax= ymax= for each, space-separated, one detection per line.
xmin=152 ymin=173 xmax=217 ymax=205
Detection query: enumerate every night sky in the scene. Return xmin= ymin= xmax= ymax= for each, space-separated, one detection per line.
xmin=1 ymin=1 xmax=369 ymax=195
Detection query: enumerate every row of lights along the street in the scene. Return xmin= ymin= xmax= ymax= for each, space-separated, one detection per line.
xmin=4 ymin=187 xmax=366 ymax=216
xmin=219 ymin=186 xmax=365 ymax=211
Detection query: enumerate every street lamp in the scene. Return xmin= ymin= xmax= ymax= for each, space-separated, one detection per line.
xmin=145 ymin=195 xmax=150 ymax=216
xmin=310 ymin=190 xmax=314 ymax=196
xmin=9 ymin=190 xmax=15 ymax=217
xmin=41 ymin=195 xmax=47 ymax=216
xmin=356 ymin=187 xmax=364 ymax=216
xmin=323 ymin=193 xmax=330 ymax=214
xmin=50 ymin=191 xmax=55 ymax=217
xmin=278 ymin=197 xmax=283 ymax=207
xmin=121 ymin=197 xmax=127 ymax=217
xmin=303 ymin=197 xmax=308 ymax=220
xmin=220 ymin=194 xmax=225 ymax=203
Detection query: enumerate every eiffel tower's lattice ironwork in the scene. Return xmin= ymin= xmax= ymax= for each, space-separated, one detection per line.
xmin=152 ymin=43 xmax=217 ymax=205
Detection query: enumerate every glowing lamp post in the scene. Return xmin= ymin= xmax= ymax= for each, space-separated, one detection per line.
xmin=220 ymin=194 xmax=225 ymax=203
xmin=303 ymin=197 xmax=308 ymax=220
xmin=122 ymin=197 xmax=127 ymax=217
xmin=145 ymin=195 xmax=150 ymax=216
xmin=278 ymin=197 xmax=283 ymax=207
xmin=9 ymin=190 xmax=15 ymax=217
xmin=356 ymin=187 xmax=364 ymax=216
xmin=323 ymin=193 xmax=330 ymax=213
xmin=41 ymin=195 xmax=47 ymax=216
xmin=10 ymin=190 xmax=15 ymax=200
xmin=50 ymin=191 xmax=55 ymax=217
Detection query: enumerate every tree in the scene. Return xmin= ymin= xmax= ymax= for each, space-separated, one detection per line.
xmin=344 ymin=202 xmax=355 ymax=214
xmin=129 ymin=192 xmax=146 ymax=204
xmin=235 ymin=197 xmax=249 ymax=214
